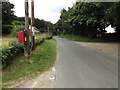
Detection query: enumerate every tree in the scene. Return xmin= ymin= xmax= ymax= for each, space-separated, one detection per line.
xmin=11 ymin=21 xmax=24 ymax=37
xmin=2 ymin=1 xmax=15 ymax=34
xmin=108 ymin=2 xmax=120 ymax=34
xmin=55 ymin=2 xmax=120 ymax=39
xmin=34 ymin=19 xmax=46 ymax=29
xmin=2 ymin=2 xmax=14 ymax=25
xmin=34 ymin=18 xmax=54 ymax=33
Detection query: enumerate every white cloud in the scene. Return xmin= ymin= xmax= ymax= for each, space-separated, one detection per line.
xmin=9 ymin=0 xmax=76 ymax=24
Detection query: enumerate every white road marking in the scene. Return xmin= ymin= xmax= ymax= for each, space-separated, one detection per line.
xmin=52 ymin=68 xmax=56 ymax=72
xmin=50 ymin=77 xmax=56 ymax=80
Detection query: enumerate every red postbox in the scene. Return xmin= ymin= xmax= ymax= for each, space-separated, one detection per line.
xmin=18 ymin=31 xmax=28 ymax=43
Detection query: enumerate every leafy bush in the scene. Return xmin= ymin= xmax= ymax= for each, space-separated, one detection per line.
xmin=8 ymin=41 xmax=19 ymax=47
xmin=2 ymin=38 xmax=45 ymax=68
xmin=2 ymin=44 xmax=24 ymax=68
xmin=11 ymin=21 xmax=24 ymax=37
xmin=2 ymin=25 xmax=13 ymax=34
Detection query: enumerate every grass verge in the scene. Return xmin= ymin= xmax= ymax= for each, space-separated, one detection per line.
xmin=60 ymin=34 xmax=118 ymax=42
xmin=2 ymin=39 xmax=57 ymax=87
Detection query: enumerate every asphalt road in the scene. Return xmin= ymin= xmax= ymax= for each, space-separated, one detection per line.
xmin=53 ymin=36 xmax=118 ymax=88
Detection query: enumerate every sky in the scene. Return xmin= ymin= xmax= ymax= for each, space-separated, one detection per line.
xmin=9 ymin=0 xmax=76 ymax=24
xmin=105 ymin=25 xmax=115 ymax=33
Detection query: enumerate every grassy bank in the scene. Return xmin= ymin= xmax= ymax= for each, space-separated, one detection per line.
xmin=60 ymin=34 xmax=118 ymax=42
xmin=3 ymin=39 xmax=57 ymax=87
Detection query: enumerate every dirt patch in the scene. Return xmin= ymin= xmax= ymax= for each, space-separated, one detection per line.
xmin=80 ymin=42 xmax=119 ymax=57
xmin=7 ymin=67 xmax=56 ymax=88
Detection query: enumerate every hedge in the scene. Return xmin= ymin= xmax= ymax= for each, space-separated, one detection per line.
xmin=1 ymin=38 xmax=45 ymax=68
xmin=1 ymin=44 xmax=24 ymax=68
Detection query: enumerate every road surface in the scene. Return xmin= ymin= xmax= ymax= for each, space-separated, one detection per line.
xmin=53 ymin=36 xmax=118 ymax=88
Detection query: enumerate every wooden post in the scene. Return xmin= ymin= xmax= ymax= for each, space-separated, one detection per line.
xmin=31 ymin=0 xmax=35 ymax=50
xmin=24 ymin=0 xmax=30 ymax=58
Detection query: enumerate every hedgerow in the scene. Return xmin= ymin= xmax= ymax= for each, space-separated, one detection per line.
xmin=1 ymin=38 xmax=45 ymax=68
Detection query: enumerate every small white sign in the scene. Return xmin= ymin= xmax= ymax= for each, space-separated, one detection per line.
xmin=25 ymin=37 xmax=27 ymax=41
xmin=32 ymin=27 xmax=35 ymax=36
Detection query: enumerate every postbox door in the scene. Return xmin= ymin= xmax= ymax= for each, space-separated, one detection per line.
xmin=18 ymin=31 xmax=28 ymax=43
xmin=24 ymin=31 xmax=28 ymax=43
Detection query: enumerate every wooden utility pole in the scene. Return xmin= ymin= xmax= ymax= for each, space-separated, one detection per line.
xmin=31 ymin=0 xmax=35 ymax=50
xmin=24 ymin=0 xmax=30 ymax=58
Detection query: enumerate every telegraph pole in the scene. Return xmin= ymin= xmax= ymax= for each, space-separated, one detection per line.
xmin=24 ymin=0 xmax=30 ymax=58
xmin=31 ymin=0 xmax=35 ymax=50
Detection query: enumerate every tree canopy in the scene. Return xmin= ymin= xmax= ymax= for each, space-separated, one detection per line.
xmin=54 ymin=2 xmax=120 ymax=38
xmin=2 ymin=2 xmax=14 ymax=25
xmin=2 ymin=1 xmax=15 ymax=34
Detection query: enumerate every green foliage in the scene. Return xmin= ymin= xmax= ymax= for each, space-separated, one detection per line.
xmin=55 ymin=2 xmax=120 ymax=39
xmin=2 ymin=2 xmax=14 ymax=25
xmin=10 ymin=16 xmax=54 ymax=33
xmin=3 ymin=39 xmax=56 ymax=87
xmin=8 ymin=41 xmax=19 ymax=47
xmin=1 ymin=44 xmax=24 ymax=68
xmin=34 ymin=18 xmax=41 ymax=29
xmin=34 ymin=18 xmax=54 ymax=32
xmin=35 ymin=19 xmax=47 ymax=29
xmin=35 ymin=38 xmax=45 ymax=46
xmin=2 ymin=25 xmax=13 ymax=34
xmin=2 ymin=38 xmax=45 ymax=68
xmin=11 ymin=21 xmax=24 ymax=37
xmin=108 ymin=2 xmax=120 ymax=34
xmin=2 ymin=1 xmax=15 ymax=34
